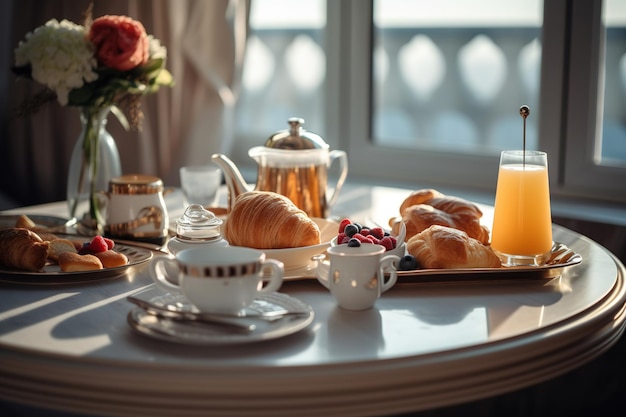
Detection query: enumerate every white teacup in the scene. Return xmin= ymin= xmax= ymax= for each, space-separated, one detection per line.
xmin=315 ymin=244 xmax=399 ymax=311
xmin=150 ymin=246 xmax=283 ymax=315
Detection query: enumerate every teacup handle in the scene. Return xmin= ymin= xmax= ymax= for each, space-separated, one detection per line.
xmin=258 ymin=259 xmax=284 ymax=293
xmin=326 ymin=150 xmax=348 ymax=209
xmin=312 ymin=254 xmax=330 ymax=289
xmin=379 ymin=254 xmax=400 ymax=293
xmin=150 ymin=256 xmax=182 ymax=294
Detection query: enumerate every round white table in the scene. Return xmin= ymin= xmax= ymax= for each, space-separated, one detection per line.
xmin=0 ymin=185 xmax=624 ymax=416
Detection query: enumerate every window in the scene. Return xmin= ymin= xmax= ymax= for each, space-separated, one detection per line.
xmin=235 ymin=0 xmax=626 ymax=205
xmin=235 ymin=0 xmax=327 ymax=156
xmin=599 ymin=0 xmax=626 ymax=166
xmin=372 ymin=0 xmax=543 ymax=154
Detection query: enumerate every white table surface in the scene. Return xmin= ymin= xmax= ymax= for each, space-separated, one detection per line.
xmin=0 ymin=184 xmax=625 ymax=417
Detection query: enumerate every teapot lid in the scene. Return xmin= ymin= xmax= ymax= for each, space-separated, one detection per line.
xmin=264 ymin=117 xmax=328 ymax=150
xmin=175 ymin=204 xmax=223 ymax=241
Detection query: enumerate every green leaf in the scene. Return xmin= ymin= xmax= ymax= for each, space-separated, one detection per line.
xmin=137 ymin=58 xmax=165 ymax=74
xmin=68 ymin=85 xmax=97 ymax=106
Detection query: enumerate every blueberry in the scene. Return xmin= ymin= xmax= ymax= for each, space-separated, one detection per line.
xmin=347 ymin=238 xmax=361 ymax=247
xmin=344 ymin=224 xmax=359 ymax=237
xmin=398 ymin=255 xmax=419 ymax=271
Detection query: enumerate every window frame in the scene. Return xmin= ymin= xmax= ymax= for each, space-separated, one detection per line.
xmin=561 ymin=0 xmax=626 ymax=202
xmin=334 ymin=0 xmax=626 ymax=203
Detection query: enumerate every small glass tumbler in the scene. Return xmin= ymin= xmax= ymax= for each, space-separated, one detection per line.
xmin=491 ymin=150 xmax=553 ymax=266
xmin=180 ymin=165 xmax=222 ymax=207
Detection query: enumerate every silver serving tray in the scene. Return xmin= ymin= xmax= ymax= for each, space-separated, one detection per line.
xmin=396 ymin=242 xmax=582 ymax=282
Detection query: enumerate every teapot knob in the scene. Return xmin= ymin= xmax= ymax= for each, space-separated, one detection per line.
xmin=264 ymin=117 xmax=328 ymax=150
xmin=288 ymin=117 xmax=305 ymax=133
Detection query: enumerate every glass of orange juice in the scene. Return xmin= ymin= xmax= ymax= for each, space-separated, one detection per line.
xmin=491 ymin=150 xmax=553 ymax=266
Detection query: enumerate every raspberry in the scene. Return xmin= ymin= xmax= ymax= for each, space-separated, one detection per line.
xmin=360 ymin=228 xmax=370 ymax=236
xmin=352 ymin=233 xmax=368 ymax=243
xmin=340 ymin=235 xmax=351 ymax=244
xmin=87 ymin=235 xmax=109 ymax=253
xmin=370 ymin=227 xmax=385 ymax=239
xmin=103 ymin=237 xmax=115 ymax=250
xmin=380 ymin=236 xmax=395 ymax=251
xmin=336 ymin=232 xmax=346 ymax=243
xmin=338 ymin=218 xmax=352 ymax=234
xmin=365 ymin=236 xmax=378 ymax=244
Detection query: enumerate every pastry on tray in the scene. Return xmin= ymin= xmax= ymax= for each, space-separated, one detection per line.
xmin=407 ymin=225 xmax=501 ymax=269
xmin=391 ymin=188 xmax=491 ymax=244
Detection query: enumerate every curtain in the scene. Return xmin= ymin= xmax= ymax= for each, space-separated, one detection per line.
xmin=0 ymin=0 xmax=249 ymax=208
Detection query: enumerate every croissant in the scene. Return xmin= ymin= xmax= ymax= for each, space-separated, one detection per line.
xmin=391 ymin=189 xmax=490 ymax=244
xmin=0 ymin=228 xmax=50 ymax=272
xmin=407 ymin=225 xmax=501 ymax=269
xmin=224 ymin=191 xmax=321 ymax=249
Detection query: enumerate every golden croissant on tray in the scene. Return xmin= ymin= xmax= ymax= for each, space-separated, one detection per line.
xmin=224 ymin=191 xmax=321 ymax=249
xmin=407 ymin=225 xmax=501 ymax=269
xmin=391 ymin=188 xmax=491 ymax=244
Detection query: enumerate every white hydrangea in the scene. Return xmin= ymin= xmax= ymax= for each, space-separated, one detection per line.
xmin=147 ymin=35 xmax=167 ymax=60
xmin=15 ymin=18 xmax=98 ymax=106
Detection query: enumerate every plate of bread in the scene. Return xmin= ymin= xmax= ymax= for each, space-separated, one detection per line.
xmin=0 ymin=215 xmax=152 ymax=284
xmin=386 ymin=189 xmax=581 ymax=281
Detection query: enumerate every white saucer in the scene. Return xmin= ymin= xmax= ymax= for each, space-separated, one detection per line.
xmin=127 ymin=292 xmax=314 ymax=345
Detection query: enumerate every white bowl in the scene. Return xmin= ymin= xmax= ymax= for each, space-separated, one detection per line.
xmin=330 ymin=221 xmax=407 ymax=259
xmin=262 ymin=218 xmax=337 ymax=270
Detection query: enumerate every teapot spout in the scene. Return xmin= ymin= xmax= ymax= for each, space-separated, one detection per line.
xmin=211 ymin=153 xmax=252 ymax=211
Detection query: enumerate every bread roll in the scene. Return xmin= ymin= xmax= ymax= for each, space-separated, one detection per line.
xmin=392 ymin=189 xmax=490 ymax=244
xmin=0 ymin=228 xmax=49 ymax=272
xmin=407 ymin=225 xmax=501 ymax=269
xmin=14 ymin=214 xmax=60 ymax=241
xmin=14 ymin=214 xmax=37 ymax=229
xmin=48 ymin=239 xmax=78 ymax=261
xmin=94 ymin=250 xmax=128 ymax=268
xmin=225 ymin=191 xmax=321 ymax=249
xmin=58 ymin=252 xmax=103 ymax=272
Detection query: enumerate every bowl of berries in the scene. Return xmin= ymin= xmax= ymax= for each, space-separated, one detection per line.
xmin=331 ymin=218 xmax=407 ymax=259
xmin=263 ymin=217 xmax=338 ymax=270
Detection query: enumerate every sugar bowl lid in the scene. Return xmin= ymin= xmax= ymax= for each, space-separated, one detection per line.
xmin=264 ymin=117 xmax=328 ymax=150
xmin=175 ymin=204 xmax=223 ymax=241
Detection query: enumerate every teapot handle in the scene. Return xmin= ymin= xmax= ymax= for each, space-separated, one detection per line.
xmin=326 ymin=150 xmax=348 ymax=210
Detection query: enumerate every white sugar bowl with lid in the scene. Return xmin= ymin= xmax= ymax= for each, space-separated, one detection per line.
xmin=167 ymin=204 xmax=228 ymax=255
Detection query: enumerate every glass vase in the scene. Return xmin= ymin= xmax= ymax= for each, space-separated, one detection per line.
xmin=66 ymin=107 xmax=121 ymax=234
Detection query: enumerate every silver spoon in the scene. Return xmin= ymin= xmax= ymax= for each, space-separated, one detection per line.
xmin=127 ymin=296 xmax=257 ymax=333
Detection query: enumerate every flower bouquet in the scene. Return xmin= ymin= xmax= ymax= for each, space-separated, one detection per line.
xmin=12 ymin=7 xmax=174 ymax=232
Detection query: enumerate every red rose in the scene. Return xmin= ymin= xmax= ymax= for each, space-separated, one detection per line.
xmin=88 ymin=15 xmax=149 ymax=71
